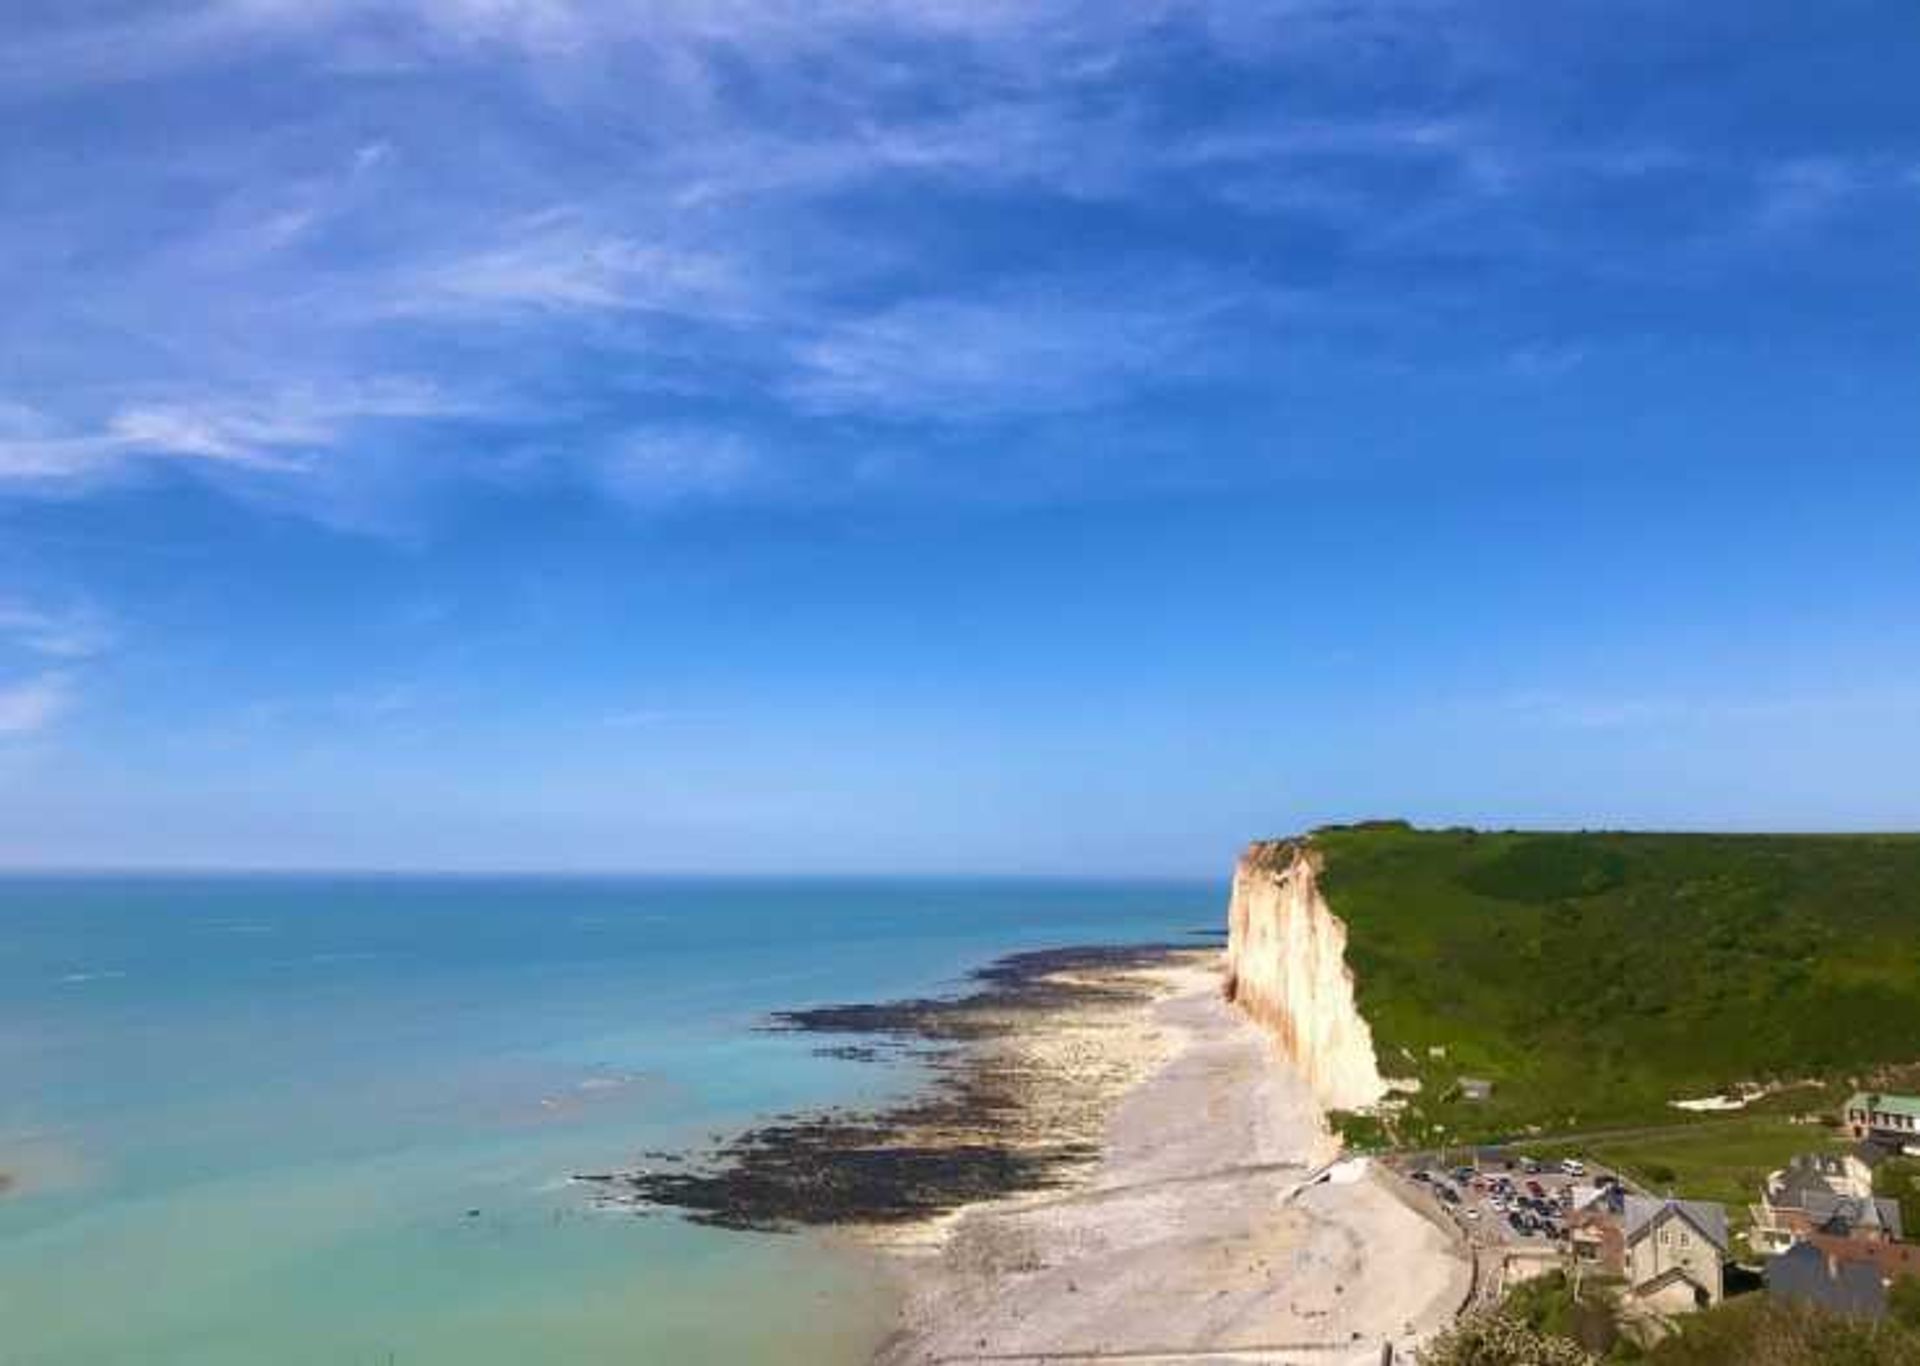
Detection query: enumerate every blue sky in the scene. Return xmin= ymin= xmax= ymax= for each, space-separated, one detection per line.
xmin=2 ymin=1 xmax=1917 ymax=872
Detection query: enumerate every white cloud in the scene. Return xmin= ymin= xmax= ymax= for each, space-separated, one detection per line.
xmin=396 ymin=217 xmax=755 ymax=320
xmin=785 ymin=281 xmax=1241 ymax=418
xmin=0 ymin=595 xmax=117 ymax=739
xmin=597 ymin=428 xmax=764 ymax=505
xmin=0 ymin=380 xmax=471 ymax=487
xmin=0 ymin=673 xmax=73 ymax=736
xmin=0 ymin=600 xmax=114 ymax=660
xmin=1753 ymin=157 xmax=1862 ymax=234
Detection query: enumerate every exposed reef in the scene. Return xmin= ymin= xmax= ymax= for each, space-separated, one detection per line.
xmin=589 ymin=944 xmax=1206 ymax=1231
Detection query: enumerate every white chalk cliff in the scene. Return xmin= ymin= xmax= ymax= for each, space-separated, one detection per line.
xmin=1224 ymin=839 xmax=1388 ymax=1112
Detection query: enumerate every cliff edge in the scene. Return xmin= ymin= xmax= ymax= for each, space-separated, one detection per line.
xmin=1223 ymin=838 xmax=1388 ymax=1113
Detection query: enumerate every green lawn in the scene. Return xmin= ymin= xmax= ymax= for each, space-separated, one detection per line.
xmin=1308 ymin=823 xmax=1920 ymax=1146
xmin=1518 ymin=1114 xmax=1844 ymax=1216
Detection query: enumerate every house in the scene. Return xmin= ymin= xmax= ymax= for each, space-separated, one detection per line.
xmin=1750 ymin=1147 xmax=1904 ymax=1255
xmin=1804 ymin=1230 xmax=1920 ymax=1284
xmin=1767 ymin=1241 xmax=1888 ymax=1319
xmin=1568 ymin=1196 xmax=1627 ymax=1273
xmin=1844 ymin=1093 xmax=1920 ymax=1150
xmin=1621 ymin=1197 xmax=1728 ymax=1312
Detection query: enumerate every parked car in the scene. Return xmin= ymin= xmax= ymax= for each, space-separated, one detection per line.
xmin=1560 ymin=1159 xmax=1586 ymax=1176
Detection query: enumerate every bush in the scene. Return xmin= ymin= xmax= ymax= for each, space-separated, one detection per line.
xmin=1420 ymin=1311 xmax=1598 ymax=1365
xmin=1502 ymin=1270 xmax=1628 ymax=1356
xmin=1875 ymin=1158 xmax=1920 ymax=1238
xmin=1644 ymin=1296 xmax=1920 ymax=1365
xmin=1891 ymin=1276 xmax=1920 ymax=1332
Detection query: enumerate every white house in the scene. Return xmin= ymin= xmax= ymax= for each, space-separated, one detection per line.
xmin=1623 ymin=1197 xmax=1728 ymax=1313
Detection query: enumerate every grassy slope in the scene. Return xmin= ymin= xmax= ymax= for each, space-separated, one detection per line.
xmin=1313 ymin=824 xmax=1920 ymax=1145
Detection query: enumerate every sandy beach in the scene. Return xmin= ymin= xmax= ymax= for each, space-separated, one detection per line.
xmin=873 ymin=963 xmax=1471 ymax=1366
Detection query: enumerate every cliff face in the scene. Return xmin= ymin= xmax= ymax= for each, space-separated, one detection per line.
xmin=1224 ymin=839 xmax=1387 ymax=1112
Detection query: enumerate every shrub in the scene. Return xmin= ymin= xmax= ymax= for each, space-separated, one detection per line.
xmin=1420 ymin=1311 xmax=1598 ymax=1365
xmin=1891 ymin=1276 xmax=1920 ymax=1332
xmin=1645 ymin=1295 xmax=1920 ymax=1365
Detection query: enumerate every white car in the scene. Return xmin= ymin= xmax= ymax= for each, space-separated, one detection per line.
xmin=1560 ymin=1159 xmax=1586 ymax=1176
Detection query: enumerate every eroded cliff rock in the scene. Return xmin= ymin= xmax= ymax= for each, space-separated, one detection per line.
xmin=1224 ymin=839 xmax=1387 ymax=1112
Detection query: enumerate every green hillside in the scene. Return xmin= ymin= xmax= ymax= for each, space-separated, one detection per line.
xmin=1311 ymin=823 xmax=1920 ymax=1143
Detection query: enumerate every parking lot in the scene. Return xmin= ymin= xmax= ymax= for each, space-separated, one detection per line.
xmin=1395 ymin=1151 xmax=1629 ymax=1250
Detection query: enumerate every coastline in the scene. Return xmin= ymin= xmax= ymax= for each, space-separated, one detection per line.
xmin=874 ymin=960 xmax=1470 ymax=1365
xmin=613 ymin=942 xmax=1469 ymax=1364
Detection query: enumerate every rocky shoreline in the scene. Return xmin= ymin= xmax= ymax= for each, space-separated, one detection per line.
xmin=584 ymin=943 xmax=1211 ymax=1231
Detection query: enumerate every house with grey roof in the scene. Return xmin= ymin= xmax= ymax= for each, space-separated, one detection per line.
xmin=1767 ymin=1241 xmax=1888 ymax=1319
xmin=1752 ymin=1148 xmax=1906 ymax=1254
xmin=1622 ymin=1197 xmax=1728 ymax=1313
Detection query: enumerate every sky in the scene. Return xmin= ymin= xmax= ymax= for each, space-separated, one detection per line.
xmin=1 ymin=0 xmax=1917 ymax=874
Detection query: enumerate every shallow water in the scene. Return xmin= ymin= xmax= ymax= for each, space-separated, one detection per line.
xmin=0 ymin=875 xmax=1212 ymax=1364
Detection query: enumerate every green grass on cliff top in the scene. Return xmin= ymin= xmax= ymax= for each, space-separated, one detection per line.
xmin=1311 ymin=823 xmax=1920 ymax=1144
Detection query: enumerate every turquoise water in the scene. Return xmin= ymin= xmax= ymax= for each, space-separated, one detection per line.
xmin=0 ymin=876 xmax=1214 ymax=1365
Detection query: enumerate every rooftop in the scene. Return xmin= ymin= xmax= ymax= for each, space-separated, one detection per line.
xmin=1847 ymin=1092 xmax=1920 ymax=1121
xmin=1624 ymin=1196 xmax=1729 ymax=1254
xmin=1768 ymin=1242 xmax=1887 ymax=1319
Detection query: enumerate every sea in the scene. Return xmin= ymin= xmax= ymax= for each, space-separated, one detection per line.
xmin=0 ymin=875 xmax=1215 ymax=1365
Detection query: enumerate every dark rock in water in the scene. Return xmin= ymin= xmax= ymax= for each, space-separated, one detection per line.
xmin=811 ymin=1044 xmax=891 ymax=1063
xmin=607 ymin=941 xmax=1196 ymax=1231
xmin=767 ymin=943 xmax=1189 ymax=1043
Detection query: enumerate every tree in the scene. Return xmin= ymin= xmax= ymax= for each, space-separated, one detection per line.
xmin=1874 ymin=1159 xmax=1920 ymax=1239
xmin=1890 ymin=1276 xmax=1920 ymax=1333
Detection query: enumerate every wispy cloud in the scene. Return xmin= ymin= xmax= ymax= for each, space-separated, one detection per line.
xmin=1 ymin=0 xmax=1914 ymax=522
xmin=786 ymin=278 xmax=1249 ymax=419
xmin=0 ymin=381 xmax=472 ymax=488
xmin=393 ymin=214 xmax=757 ymax=321
xmin=1476 ymin=686 xmax=1920 ymax=734
xmin=0 ymin=673 xmax=72 ymax=736
xmin=595 ymin=427 xmax=766 ymax=505
xmin=0 ymin=600 xmax=115 ymax=660
xmin=1752 ymin=157 xmax=1863 ymax=234
xmin=0 ymin=595 xmax=116 ymax=738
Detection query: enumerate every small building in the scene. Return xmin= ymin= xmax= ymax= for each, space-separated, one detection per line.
xmin=1844 ymin=1093 xmax=1920 ymax=1150
xmin=1457 ymin=1076 xmax=1493 ymax=1102
xmin=1767 ymin=1241 xmax=1888 ymax=1319
xmin=1622 ymin=1197 xmax=1728 ymax=1311
xmin=1568 ymin=1196 xmax=1627 ymax=1273
xmin=1751 ymin=1148 xmax=1904 ymax=1255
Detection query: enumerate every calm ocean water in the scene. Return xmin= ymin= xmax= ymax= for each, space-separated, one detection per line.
xmin=0 ymin=876 xmax=1215 ymax=1365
